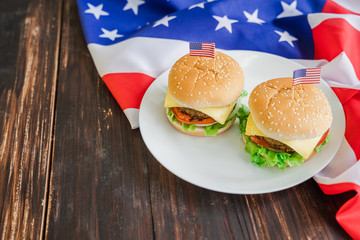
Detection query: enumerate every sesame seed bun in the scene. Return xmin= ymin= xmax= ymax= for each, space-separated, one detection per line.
xmin=168 ymin=52 xmax=244 ymax=108
xmin=166 ymin=108 xmax=236 ymax=136
xmin=248 ymin=77 xmax=332 ymax=140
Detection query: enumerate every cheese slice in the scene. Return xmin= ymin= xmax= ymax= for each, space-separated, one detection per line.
xmin=245 ymin=113 xmax=321 ymax=159
xmin=164 ymin=91 xmax=235 ymax=124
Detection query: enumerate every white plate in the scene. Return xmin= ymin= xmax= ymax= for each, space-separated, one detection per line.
xmin=139 ymin=50 xmax=345 ymax=194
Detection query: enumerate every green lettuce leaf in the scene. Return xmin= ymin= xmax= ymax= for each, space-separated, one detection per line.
xmin=167 ymin=108 xmax=176 ymax=122
xmin=205 ymin=114 xmax=236 ymax=136
xmin=182 ymin=123 xmax=196 ymax=131
xmin=315 ymin=135 xmax=330 ymax=153
xmin=243 ymin=136 xmax=304 ymax=170
xmin=240 ymin=89 xmax=248 ymax=98
xmin=235 ymin=104 xmax=250 ymax=134
xmin=287 ymin=152 xmax=304 ymax=167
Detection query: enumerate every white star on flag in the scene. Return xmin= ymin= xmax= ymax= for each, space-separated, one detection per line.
xmin=213 ymin=15 xmax=239 ymax=33
xmin=277 ymin=0 xmax=303 ymax=18
xmin=84 ymin=3 xmax=109 ymax=20
xmin=274 ymin=30 xmax=298 ymax=47
xmin=99 ymin=28 xmax=123 ymax=41
xmin=153 ymin=15 xmax=177 ymax=27
xmin=243 ymin=9 xmax=265 ymax=25
xmin=189 ymin=2 xmax=205 ymax=10
xmin=123 ymin=0 xmax=145 ymax=15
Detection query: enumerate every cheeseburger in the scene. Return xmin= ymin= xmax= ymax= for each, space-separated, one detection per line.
xmin=164 ymin=52 xmax=245 ymax=136
xmin=239 ymin=77 xmax=332 ymax=169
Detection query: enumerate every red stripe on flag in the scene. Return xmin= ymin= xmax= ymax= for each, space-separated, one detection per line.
xmin=102 ymin=73 xmax=155 ymax=109
xmin=293 ymin=80 xmax=320 ymax=84
xmin=332 ymin=87 xmax=360 ymax=159
xmin=189 ymin=53 xmax=215 ymax=57
xmin=318 ymin=182 xmax=360 ymax=195
xmin=312 ymin=18 xmax=360 ymax=79
xmin=317 ymin=182 xmax=360 ymax=239
xmin=322 ymin=0 xmax=360 ymax=15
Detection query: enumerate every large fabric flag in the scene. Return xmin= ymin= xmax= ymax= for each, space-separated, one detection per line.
xmin=76 ymin=0 xmax=360 ymax=238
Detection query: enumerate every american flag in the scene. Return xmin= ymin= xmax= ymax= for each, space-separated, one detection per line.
xmin=293 ymin=68 xmax=322 ymax=85
xmin=77 ymin=0 xmax=360 ymax=238
xmin=189 ymin=42 xmax=215 ymax=58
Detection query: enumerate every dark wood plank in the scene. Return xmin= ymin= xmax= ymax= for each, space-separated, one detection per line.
xmin=44 ymin=0 xmax=153 ymax=239
xmin=240 ymin=180 xmax=353 ymax=239
xmin=148 ymin=151 xmax=353 ymax=239
xmin=0 ymin=0 xmax=62 ymax=239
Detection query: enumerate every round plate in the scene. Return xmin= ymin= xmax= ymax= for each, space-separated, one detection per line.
xmin=139 ymin=50 xmax=345 ymax=194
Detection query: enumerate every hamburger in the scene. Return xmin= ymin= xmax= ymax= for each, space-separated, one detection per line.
xmin=238 ymin=77 xmax=332 ymax=169
xmin=164 ymin=52 xmax=245 ymax=136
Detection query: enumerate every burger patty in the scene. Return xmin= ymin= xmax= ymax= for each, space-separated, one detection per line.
xmin=251 ymin=135 xmax=294 ymax=153
xmin=177 ymin=107 xmax=212 ymax=122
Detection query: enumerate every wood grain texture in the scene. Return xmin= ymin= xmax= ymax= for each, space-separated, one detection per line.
xmin=0 ymin=0 xmax=62 ymax=239
xmin=239 ymin=180 xmax=353 ymax=239
xmin=44 ymin=1 xmax=153 ymax=239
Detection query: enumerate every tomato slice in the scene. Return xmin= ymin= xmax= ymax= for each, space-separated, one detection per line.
xmin=316 ymin=129 xmax=329 ymax=148
xmin=250 ymin=136 xmax=272 ymax=149
xmin=171 ymin=107 xmax=216 ymax=125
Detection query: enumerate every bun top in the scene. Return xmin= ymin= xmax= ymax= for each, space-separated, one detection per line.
xmin=168 ymin=52 xmax=244 ymax=108
xmin=248 ymin=77 xmax=332 ymax=140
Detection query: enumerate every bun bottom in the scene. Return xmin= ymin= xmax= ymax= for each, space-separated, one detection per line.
xmin=166 ymin=111 xmax=235 ymax=136
xmin=241 ymin=135 xmax=315 ymax=162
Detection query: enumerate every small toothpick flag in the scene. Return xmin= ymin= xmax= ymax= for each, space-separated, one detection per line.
xmin=189 ymin=42 xmax=215 ymax=58
xmin=293 ymin=68 xmax=322 ymax=86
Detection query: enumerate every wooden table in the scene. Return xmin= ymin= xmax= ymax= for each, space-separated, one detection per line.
xmin=0 ymin=0 xmax=354 ymax=239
